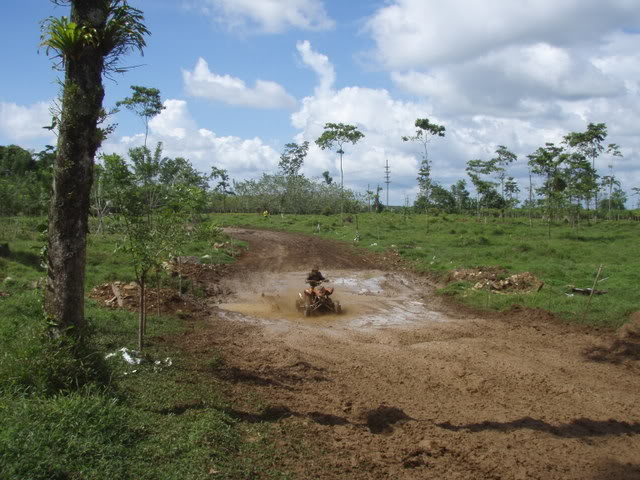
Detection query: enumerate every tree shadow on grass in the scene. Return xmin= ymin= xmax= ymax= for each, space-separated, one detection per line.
xmin=8 ymin=249 xmax=44 ymax=271
xmin=224 ymin=404 xmax=412 ymax=433
xmin=224 ymin=405 xmax=350 ymax=427
xmin=216 ymin=366 xmax=296 ymax=391
xmin=437 ymin=417 xmax=640 ymax=438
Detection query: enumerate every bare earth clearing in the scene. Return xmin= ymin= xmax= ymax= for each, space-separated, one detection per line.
xmin=181 ymin=228 xmax=640 ymax=479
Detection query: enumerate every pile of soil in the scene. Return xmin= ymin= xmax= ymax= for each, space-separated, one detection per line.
xmin=448 ymin=267 xmax=544 ymax=293
xmin=89 ymin=281 xmax=208 ymax=318
xmin=163 ymin=257 xmax=227 ymax=295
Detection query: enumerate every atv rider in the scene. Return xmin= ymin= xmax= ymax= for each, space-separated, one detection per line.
xmin=306 ymin=266 xmax=326 ymax=288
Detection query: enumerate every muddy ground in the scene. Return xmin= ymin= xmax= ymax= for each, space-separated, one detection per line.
xmin=179 ymin=228 xmax=639 ymax=480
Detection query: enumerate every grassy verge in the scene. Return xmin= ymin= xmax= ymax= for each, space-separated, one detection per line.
xmin=0 ymin=220 xmax=288 ymax=480
xmin=213 ymin=212 xmax=639 ymax=328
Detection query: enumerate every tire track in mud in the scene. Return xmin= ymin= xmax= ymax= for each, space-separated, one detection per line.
xmin=196 ymin=228 xmax=640 ymax=480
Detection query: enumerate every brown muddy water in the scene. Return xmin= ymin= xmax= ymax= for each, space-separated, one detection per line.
xmin=217 ymin=270 xmax=448 ymax=328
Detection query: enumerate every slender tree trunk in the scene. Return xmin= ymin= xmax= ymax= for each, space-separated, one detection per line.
xmin=156 ymin=267 xmax=161 ymax=316
xmin=44 ymin=1 xmax=107 ymax=338
xmin=339 ymin=150 xmax=344 ymax=217
xmin=138 ymin=278 xmax=145 ymax=350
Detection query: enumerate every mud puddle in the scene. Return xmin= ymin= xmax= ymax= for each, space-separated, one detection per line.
xmin=217 ymin=269 xmax=448 ymax=328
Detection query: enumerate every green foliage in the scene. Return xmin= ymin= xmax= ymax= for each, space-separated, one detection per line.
xmin=0 ymin=146 xmax=54 ymax=216
xmin=40 ymin=1 xmax=149 ymax=73
xmin=40 ymin=16 xmax=98 ymax=67
xmin=315 ymin=122 xmax=365 ymax=153
xmin=279 ymin=141 xmax=309 ymax=177
xmin=117 ymin=85 xmax=164 ymax=120
xmin=402 ymin=117 xmax=446 ymax=207
xmin=0 ymin=223 xmax=288 ymax=480
xmin=230 ymin=172 xmax=363 ymax=215
xmin=116 ymin=85 xmax=164 ymax=145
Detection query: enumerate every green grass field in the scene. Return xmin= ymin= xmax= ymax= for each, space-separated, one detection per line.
xmin=0 ymin=212 xmax=637 ymax=478
xmin=213 ymin=211 xmax=639 ymax=329
xmin=0 ymin=217 xmax=288 ymax=480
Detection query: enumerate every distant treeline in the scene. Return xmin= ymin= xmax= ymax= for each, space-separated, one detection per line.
xmin=1 ymin=142 xmax=638 ymax=220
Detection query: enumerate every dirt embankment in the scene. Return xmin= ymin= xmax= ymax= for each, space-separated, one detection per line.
xmin=181 ymin=228 xmax=639 ymax=480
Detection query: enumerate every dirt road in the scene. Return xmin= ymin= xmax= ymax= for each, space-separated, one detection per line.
xmin=190 ymin=228 xmax=640 ymax=479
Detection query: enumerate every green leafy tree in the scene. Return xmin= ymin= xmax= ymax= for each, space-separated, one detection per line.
xmin=402 ymin=118 xmax=445 ymax=207
xmin=322 ymin=170 xmax=333 ymax=185
xmin=402 ymin=118 xmax=445 ymax=231
xmin=160 ymin=156 xmax=209 ymax=190
xmin=450 ymin=179 xmax=471 ymax=213
xmin=527 ymin=143 xmax=567 ymax=237
xmin=40 ymin=0 xmax=149 ymax=340
xmin=129 ymin=143 xmax=166 ymax=215
xmin=279 ymin=141 xmax=309 ymax=177
xmin=210 ymin=167 xmax=234 ymax=212
xmin=116 ymin=85 xmax=164 ymax=147
xmin=103 ymin=147 xmax=203 ymax=349
xmin=278 ymin=142 xmax=309 ymax=213
xmin=315 ymin=122 xmax=365 ymax=214
xmin=491 ymin=145 xmax=517 ymax=204
xmin=466 ymin=159 xmax=498 ymax=218
xmin=429 ymin=183 xmax=456 ymax=212
xmin=504 ymin=176 xmax=520 ymax=210
xmin=563 ymin=123 xmax=607 ymax=211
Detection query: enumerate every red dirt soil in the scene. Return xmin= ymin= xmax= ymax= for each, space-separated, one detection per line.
xmin=179 ymin=228 xmax=639 ymax=479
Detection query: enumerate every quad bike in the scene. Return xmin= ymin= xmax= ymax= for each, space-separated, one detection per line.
xmin=296 ymin=280 xmax=342 ymax=317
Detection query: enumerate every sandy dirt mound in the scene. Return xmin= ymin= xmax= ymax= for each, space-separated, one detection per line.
xmin=89 ymin=281 xmax=209 ymax=318
xmin=448 ymin=267 xmax=544 ymax=293
xmin=176 ymin=229 xmax=639 ymax=480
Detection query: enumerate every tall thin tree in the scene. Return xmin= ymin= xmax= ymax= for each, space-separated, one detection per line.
xmin=41 ymin=0 xmax=149 ymax=339
xmin=316 ymin=122 xmax=364 ymax=215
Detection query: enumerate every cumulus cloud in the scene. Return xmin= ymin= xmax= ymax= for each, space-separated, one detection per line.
xmin=291 ymin=41 xmax=441 ymax=197
xmin=296 ymin=40 xmax=335 ymax=95
xmin=197 ymin=0 xmax=334 ymax=33
xmin=357 ymin=1 xmax=640 ymax=200
xmin=0 ymin=101 xmax=55 ymax=144
xmin=366 ymin=0 xmax=640 ymax=69
xmin=105 ymin=99 xmax=280 ymax=178
xmin=292 ymin=38 xmax=640 ymax=203
xmin=183 ymin=58 xmax=296 ymax=109
xmin=392 ymin=43 xmax=624 ymax=116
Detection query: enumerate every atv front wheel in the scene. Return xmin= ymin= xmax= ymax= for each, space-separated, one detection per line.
xmin=303 ymin=305 xmax=312 ymax=317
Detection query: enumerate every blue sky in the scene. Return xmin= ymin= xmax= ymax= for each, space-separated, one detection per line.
xmin=1 ymin=0 xmax=639 ymax=206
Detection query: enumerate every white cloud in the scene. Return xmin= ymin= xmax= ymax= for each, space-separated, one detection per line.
xmin=296 ymin=40 xmax=335 ymax=95
xmin=183 ymin=58 xmax=296 ymax=109
xmin=366 ymin=0 xmax=640 ymax=69
xmin=392 ymin=43 xmax=624 ymax=116
xmin=292 ymin=39 xmax=640 ymax=204
xmin=0 ymin=101 xmax=55 ymax=144
xmin=197 ymin=0 xmax=334 ymax=33
xmin=105 ymin=99 xmax=280 ymax=178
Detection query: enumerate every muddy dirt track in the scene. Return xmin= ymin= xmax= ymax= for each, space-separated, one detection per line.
xmin=186 ymin=228 xmax=640 ymax=480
